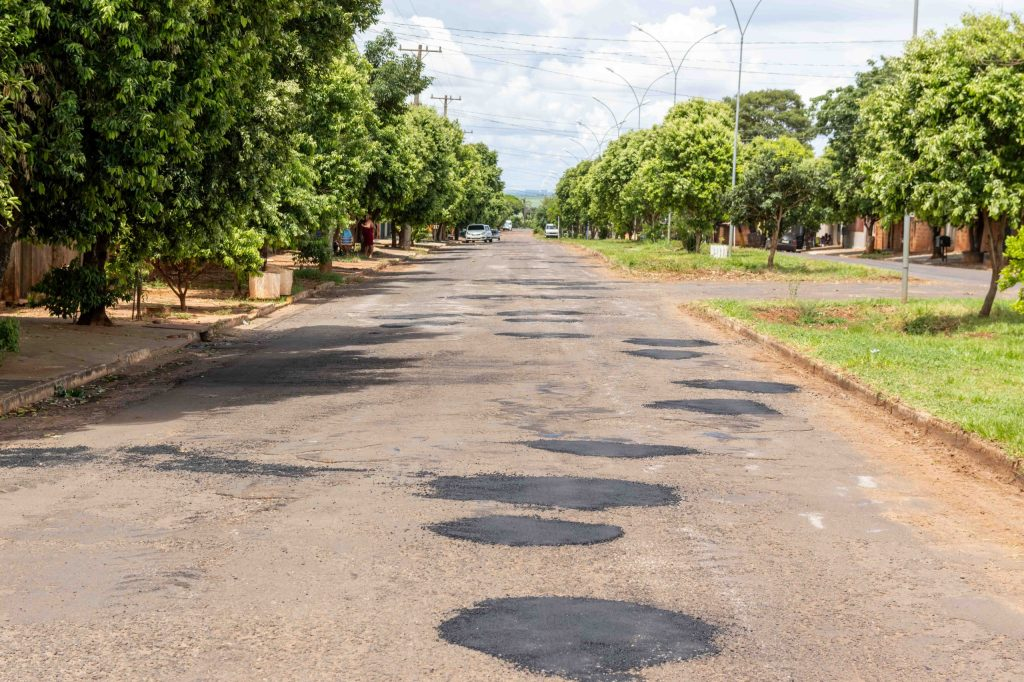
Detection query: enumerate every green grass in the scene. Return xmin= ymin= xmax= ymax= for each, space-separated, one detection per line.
xmin=703 ymin=298 xmax=1024 ymax=459
xmin=293 ymin=268 xmax=346 ymax=295
xmin=565 ymin=239 xmax=896 ymax=281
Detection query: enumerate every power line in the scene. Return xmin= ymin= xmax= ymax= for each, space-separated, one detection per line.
xmin=380 ymin=20 xmax=907 ymax=46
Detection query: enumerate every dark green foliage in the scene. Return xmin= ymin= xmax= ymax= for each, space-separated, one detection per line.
xmin=32 ymin=265 xmax=128 ymax=321
xmin=723 ymin=89 xmax=813 ymax=143
xmin=0 ymin=318 xmax=18 ymax=354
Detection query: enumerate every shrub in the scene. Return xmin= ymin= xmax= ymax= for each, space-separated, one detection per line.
xmin=0 ymin=318 xmax=19 ymax=355
xmin=32 ymin=265 xmax=128 ymax=320
xmin=293 ymin=231 xmax=332 ymax=268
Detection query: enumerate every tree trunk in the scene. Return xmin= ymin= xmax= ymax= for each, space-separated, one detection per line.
xmin=964 ymin=212 xmax=985 ymax=264
xmin=77 ymin=234 xmax=113 ymax=326
xmin=400 ymin=224 xmax=413 ymax=250
xmin=0 ymin=224 xmax=16 ymax=295
xmin=767 ymin=212 xmax=783 ymax=270
xmin=178 ymin=291 xmax=188 ymax=312
xmin=979 ymin=212 xmax=1006 ymax=318
xmin=864 ymin=217 xmax=876 ymax=255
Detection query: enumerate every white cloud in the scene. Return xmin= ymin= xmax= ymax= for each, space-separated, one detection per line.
xmin=364 ymin=0 xmax=1015 ymax=191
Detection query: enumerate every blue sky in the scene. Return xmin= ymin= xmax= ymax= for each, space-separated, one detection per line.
xmin=360 ymin=1 xmax=1019 ymax=192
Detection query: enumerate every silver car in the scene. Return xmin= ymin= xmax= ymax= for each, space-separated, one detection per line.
xmin=465 ymin=224 xmax=488 ymax=243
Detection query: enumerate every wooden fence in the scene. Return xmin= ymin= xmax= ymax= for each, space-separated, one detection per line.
xmin=1 ymin=241 xmax=78 ymax=304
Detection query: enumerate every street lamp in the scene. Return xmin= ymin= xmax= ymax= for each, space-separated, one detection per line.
xmin=727 ymin=0 xmax=765 ymax=251
xmin=606 ymin=67 xmax=645 ymax=128
xmin=901 ymin=0 xmax=920 ymax=303
xmin=576 ymin=121 xmax=603 ymax=154
xmin=593 ymin=97 xmax=624 ymax=138
xmin=568 ymin=136 xmax=594 ymax=160
xmin=632 ymin=23 xmax=725 ymax=105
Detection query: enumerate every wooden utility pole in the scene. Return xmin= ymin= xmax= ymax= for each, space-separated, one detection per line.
xmin=430 ymin=95 xmax=461 ymax=119
xmin=399 ymin=44 xmax=441 ymax=106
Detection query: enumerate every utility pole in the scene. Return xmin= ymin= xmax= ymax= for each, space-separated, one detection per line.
xmin=400 ymin=44 xmax=442 ymax=106
xmin=632 ymin=23 xmax=725 ymax=105
xmin=901 ymin=0 xmax=919 ymax=303
xmin=431 ymin=94 xmax=461 ymax=118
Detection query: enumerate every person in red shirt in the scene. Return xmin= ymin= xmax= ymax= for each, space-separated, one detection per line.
xmin=358 ymin=215 xmax=376 ymax=258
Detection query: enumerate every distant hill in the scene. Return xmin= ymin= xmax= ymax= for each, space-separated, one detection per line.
xmin=510 ymin=189 xmax=551 ymax=209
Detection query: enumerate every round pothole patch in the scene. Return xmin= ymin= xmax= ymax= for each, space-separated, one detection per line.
xmin=625 ymin=338 xmax=716 ymax=348
xmin=439 ymin=596 xmax=717 ymax=681
xmin=625 ymin=349 xmax=704 ymax=360
xmin=524 ymin=439 xmax=699 ymax=459
xmin=426 ymin=475 xmax=680 ymax=511
xmin=675 ymin=379 xmax=798 ymax=394
xmin=428 ymin=515 xmax=623 ymax=547
xmin=646 ymin=399 xmax=780 ymax=416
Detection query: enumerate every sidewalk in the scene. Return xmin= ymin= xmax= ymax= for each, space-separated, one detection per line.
xmin=0 ymin=245 xmax=438 ymax=416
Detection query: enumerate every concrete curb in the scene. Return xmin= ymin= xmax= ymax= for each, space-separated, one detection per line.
xmin=686 ymin=304 xmax=1024 ymax=487
xmin=0 ymin=279 xmax=342 ymax=417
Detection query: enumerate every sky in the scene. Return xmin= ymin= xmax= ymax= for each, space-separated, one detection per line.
xmin=358 ymin=1 xmax=1019 ymax=193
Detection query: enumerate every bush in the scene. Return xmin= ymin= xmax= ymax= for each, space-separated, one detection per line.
xmin=0 ymin=318 xmax=19 ymax=355
xmin=32 ymin=265 xmax=128 ymax=320
xmin=293 ymin=231 xmax=332 ymax=268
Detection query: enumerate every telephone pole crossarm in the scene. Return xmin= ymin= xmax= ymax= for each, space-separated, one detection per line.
xmin=400 ymin=44 xmax=442 ymax=106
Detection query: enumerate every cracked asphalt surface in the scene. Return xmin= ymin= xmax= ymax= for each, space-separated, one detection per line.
xmin=2 ymin=232 xmax=1024 ymax=680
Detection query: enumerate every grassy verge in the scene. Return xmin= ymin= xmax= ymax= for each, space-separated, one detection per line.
xmin=564 ymin=239 xmax=896 ymax=281
xmin=293 ymin=268 xmax=346 ymax=295
xmin=702 ymin=298 xmax=1024 ymax=459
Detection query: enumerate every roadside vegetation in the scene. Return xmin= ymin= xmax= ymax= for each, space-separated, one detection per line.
xmin=543 ymin=14 xmax=1024 ymax=316
xmin=0 ymin=6 xmax=510 ymax=323
xmin=567 ymin=240 xmax=895 ymax=282
xmin=704 ymin=298 xmax=1024 ymax=458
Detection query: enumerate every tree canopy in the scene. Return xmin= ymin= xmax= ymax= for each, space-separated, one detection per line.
xmin=723 ymin=89 xmax=814 ymax=143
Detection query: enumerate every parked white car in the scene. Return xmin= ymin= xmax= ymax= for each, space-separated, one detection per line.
xmin=544 ymin=223 xmax=560 ymax=239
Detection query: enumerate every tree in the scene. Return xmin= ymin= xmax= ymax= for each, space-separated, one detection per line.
xmin=392 ymin=106 xmax=462 ymax=249
xmin=813 ymin=63 xmax=892 ymax=254
xmin=555 ymin=161 xmax=593 ymax=237
xmin=0 ymin=1 xmax=44 ymax=286
xmin=723 ymin=89 xmax=813 ymax=143
xmin=729 ymin=136 xmax=820 ymax=269
xmin=859 ymin=13 xmax=1024 ymax=317
xmin=587 ymin=130 xmax=654 ymax=238
xmin=1002 ymin=231 xmax=1024 ymax=313
xmin=654 ymin=100 xmax=734 ymax=251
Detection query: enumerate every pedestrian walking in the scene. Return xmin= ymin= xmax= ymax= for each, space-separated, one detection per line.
xmin=359 ymin=215 xmax=376 ymax=258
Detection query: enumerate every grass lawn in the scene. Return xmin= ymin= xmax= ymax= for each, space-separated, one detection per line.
xmin=565 ymin=239 xmax=896 ymax=281
xmin=703 ymin=298 xmax=1024 ymax=459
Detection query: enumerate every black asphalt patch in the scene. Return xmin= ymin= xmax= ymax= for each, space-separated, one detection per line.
xmin=497 ymin=332 xmax=592 ymax=340
xmin=675 ymin=379 xmax=799 ymax=394
xmin=428 ymin=515 xmax=623 ymax=547
xmin=0 ymin=447 xmax=95 ymax=469
xmin=524 ymin=439 xmax=700 ymax=459
xmin=625 ymin=338 xmax=716 ymax=348
xmin=439 ymin=597 xmax=717 ymax=681
xmin=122 ymin=445 xmax=358 ymax=478
xmin=646 ymin=399 xmax=781 ymax=416
xmin=498 ymin=310 xmax=586 ymax=318
xmin=505 ymin=318 xmax=580 ymax=324
xmin=625 ymin=349 xmax=704 ymax=360
xmin=426 ymin=475 xmax=680 ymax=511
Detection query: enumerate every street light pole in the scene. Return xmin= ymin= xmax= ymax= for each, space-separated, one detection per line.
xmin=593 ymin=97 xmax=623 ymax=138
xmin=901 ymin=0 xmax=920 ymax=304
xmin=632 ymin=24 xmax=725 ymax=105
xmin=576 ymin=122 xmax=602 ymax=155
xmin=606 ymin=67 xmax=644 ymax=128
xmin=727 ymin=0 xmax=764 ymax=252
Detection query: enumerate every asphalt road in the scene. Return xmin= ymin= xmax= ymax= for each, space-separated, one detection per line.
xmin=2 ymin=232 xmax=1023 ymax=680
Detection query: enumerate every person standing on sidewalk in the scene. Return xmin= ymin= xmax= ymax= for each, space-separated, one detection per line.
xmin=359 ymin=215 xmax=376 ymax=258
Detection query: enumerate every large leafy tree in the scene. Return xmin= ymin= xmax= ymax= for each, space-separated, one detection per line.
xmin=860 ymin=13 xmax=1024 ymax=317
xmin=723 ymin=89 xmax=813 ymax=143
xmin=587 ymin=130 xmax=653 ymax=238
xmin=813 ymin=63 xmax=892 ymax=254
xmin=392 ymin=106 xmax=462 ymax=248
xmin=0 ymin=1 xmax=45 ymax=285
xmin=729 ymin=136 xmax=821 ymax=269
xmin=655 ymin=99 xmax=733 ymax=251
xmin=555 ymin=160 xmax=592 ymax=238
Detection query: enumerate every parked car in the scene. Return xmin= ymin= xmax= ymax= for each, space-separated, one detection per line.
xmin=465 ymin=224 xmax=488 ymax=243
xmin=774 ymin=235 xmax=801 ymax=252
xmin=544 ymin=223 xmax=560 ymax=239
xmin=484 ymin=226 xmax=494 ymax=243
xmin=490 ymin=227 xmax=501 ymax=241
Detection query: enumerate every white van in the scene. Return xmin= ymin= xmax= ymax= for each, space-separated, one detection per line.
xmin=544 ymin=223 xmax=560 ymax=239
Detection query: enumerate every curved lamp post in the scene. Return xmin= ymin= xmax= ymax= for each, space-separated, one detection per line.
xmin=727 ymin=0 xmax=765 ymax=251
xmin=631 ymin=23 xmax=725 ymax=105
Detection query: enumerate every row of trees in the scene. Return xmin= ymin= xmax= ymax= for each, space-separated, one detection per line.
xmin=552 ymin=13 xmax=1024 ymax=316
xmin=0 ymin=2 xmax=508 ymax=321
